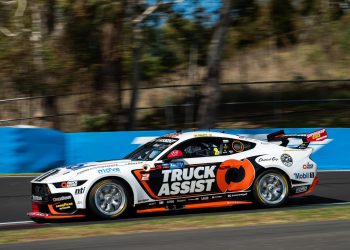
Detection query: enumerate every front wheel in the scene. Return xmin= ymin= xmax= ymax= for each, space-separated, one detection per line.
xmin=253 ymin=170 xmax=289 ymax=208
xmin=88 ymin=179 xmax=132 ymax=219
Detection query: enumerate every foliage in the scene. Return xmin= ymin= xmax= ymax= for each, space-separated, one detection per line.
xmin=1 ymin=0 xmax=350 ymax=130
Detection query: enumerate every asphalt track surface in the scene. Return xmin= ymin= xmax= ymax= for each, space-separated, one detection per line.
xmin=1 ymin=171 xmax=350 ymax=227
xmin=1 ymin=220 xmax=350 ymax=250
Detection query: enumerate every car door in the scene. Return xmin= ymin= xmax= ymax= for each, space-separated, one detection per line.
xmin=154 ymin=137 xmax=231 ymax=198
xmin=155 ymin=136 xmax=257 ymax=199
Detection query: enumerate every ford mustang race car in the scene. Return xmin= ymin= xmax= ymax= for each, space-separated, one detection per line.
xmin=28 ymin=129 xmax=327 ymax=220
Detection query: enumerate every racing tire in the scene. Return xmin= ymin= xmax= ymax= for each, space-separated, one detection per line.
xmin=88 ymin=179 xmax=132 ymax=219
xmin=253 ymin=170 xmax=289 ymax=208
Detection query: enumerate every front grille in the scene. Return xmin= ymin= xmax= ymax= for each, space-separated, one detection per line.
xmin=32 ymin=183 xmax=50 ymax=202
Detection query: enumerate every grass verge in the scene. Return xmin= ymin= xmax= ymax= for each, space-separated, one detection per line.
xmin=1 ymin=205 xmax=350 ymax=244
xmin=0 ymin=173 xmax=40 ymax=177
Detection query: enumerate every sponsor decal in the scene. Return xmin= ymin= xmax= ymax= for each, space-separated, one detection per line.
xmin=66 ymin=164 xmax=87 ymax=171
xmin=257 ymin=157 xmax=278 ymax=163
xmin=143 ymin=164 xmax=151 ymax=171
xmin=141 ymin=174 xmax=150 ymax=181
xmin=232 ymin=141 xmax=244 ymax=153
xmin=293 ymin=172 xmax=315 ymax=179
xmin=98 ymin=167 xmax=120 ymax=174
xmin=52 ymin=195 xmax=72 ymax=202
xmin=75 ymin=187 xmax=85 ymax=195
xmin=216 ymin=159 xmax=255 ymax=193
xmin=61 ymin=181 xmax=78 ymax=188
xmin=194 ymin=133 xmax=212 ymax=138
xmin=53 ymin=180 xmax=87 ymax=189
xmin=164 ymin=133 xmax=181 ymax=138
xmin=161 ymin=162 xmax=185 ymax=169
xmin=303 ymin=162 xmax=314 ymax=169
xmin=306 ymin=129 xmax=328 ymax=142
xmin=32 ymin=195 xmax=42 ymax=201
xmin=295 ymin=186 xmax=308 ymax=193
xmin=281 ymin=154 xmax=293 ymax=167
xmin=156 ymin=138 xmax=177 ymax=143
xmin=133 ymin=159 xmax=255 ymax=199
xmin=55 ymin=202 xmax=73 ymax=209
xmin=157 ymin=165 xmax=216 ymax=196
xmin=138 ymin=199 xmax=150 ymax=203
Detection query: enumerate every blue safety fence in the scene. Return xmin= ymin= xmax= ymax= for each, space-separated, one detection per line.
xmin=0 ymin=128 xmax=65 ymax=173
xmin=0 ymin=127 xmax=347 ymax=173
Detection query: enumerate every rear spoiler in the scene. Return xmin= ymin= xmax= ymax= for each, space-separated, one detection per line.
xmin=267 ymin=129 xmax=328 ymax=148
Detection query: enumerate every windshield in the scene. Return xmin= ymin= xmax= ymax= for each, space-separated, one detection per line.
xmin=125 ymin=137 xmax=178 ymax=161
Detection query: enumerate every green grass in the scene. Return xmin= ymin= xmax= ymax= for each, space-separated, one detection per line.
xmin=0 ymin=173 xmax=40 ymax=176
xmin=1 ymin=204 xmax=350 ymax=244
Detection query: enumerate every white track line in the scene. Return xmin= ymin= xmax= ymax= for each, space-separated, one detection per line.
xmin=0 ymin=220 xmax=34 ymax=226
xmin=323 ymin=201 xmax=350 ymax=206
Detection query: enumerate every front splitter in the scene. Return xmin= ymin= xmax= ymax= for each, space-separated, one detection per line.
xmin=27 ymin=212 xmax=86 ymax=219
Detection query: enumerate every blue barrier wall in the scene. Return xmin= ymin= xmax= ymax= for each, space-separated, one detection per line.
xmin=65 ymin=130 xmax=173 ymax=165
xmin=0 ymin=127 xmax=348 ymax=173
xmin=0 ymin=128 xmax=65 ymax=173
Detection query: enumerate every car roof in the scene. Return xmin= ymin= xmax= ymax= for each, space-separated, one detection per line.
xmin=163 ymin=131 xmax=240 ymax=141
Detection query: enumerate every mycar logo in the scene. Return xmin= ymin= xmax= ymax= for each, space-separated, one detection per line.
xmin=98 ymin=167 xmax=120 ymax=174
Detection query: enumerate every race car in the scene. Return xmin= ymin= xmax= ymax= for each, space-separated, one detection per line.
xmin=28 ymin=129 xmax=327 ymax=220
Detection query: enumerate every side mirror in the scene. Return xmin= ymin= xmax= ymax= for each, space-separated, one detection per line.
xmin=167 ymin=150 xmax=183 ymax=161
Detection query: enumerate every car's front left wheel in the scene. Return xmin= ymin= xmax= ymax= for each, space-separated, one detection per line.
xmin=88 ymin=179 xmax=132 ymax=219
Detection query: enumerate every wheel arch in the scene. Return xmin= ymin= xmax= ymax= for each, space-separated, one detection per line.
xmin=255 ymin=167 xmax=292 ymax=190
xmin=85 ymin=176 xmax=136 ymax=209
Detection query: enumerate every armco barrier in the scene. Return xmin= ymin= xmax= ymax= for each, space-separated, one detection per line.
xmin=0 ymin=128 xmax=348 ymax=173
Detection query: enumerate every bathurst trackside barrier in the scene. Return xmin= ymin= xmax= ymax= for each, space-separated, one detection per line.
xmin=0 ymin=127 xmax=347 ymax=173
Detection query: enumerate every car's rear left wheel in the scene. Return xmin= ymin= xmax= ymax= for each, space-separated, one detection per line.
xmin=88 ymin=179 xmax=131 ymax=219
xmin=253 ymin=170 xmax=289 ymax=207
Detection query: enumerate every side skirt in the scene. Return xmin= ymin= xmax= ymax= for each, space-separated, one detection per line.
xmin=136 ymin=191 xmax=252 ymax=213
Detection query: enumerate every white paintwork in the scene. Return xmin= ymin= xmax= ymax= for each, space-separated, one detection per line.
xmin=31 ymin=131 xmax=317 ymax=210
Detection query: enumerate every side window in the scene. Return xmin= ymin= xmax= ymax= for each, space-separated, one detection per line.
xmin=222 ymin=138 xmax=256 ymax=155
xmin=180 ymin=138 xmax=222 ymax=158
xmin=167 ymin=137 xmax=225 ymax=158
xmin=162 ymin=137 xmax=256 ymax=160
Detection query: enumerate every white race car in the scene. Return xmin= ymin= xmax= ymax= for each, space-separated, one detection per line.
xmin=28 ymin=129 xmax=327 ymax=220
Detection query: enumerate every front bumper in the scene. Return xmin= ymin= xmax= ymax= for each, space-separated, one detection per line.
xmin=27 ymin=201 xmax=86 ymax=219
xmin=27 ymin=183 xmax=86 ymax=220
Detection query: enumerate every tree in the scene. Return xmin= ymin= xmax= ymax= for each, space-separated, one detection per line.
xmin=197 ymin=0 xmax=233 ymax=128
xmin=270 ymin=0 xmax=297 ymax=47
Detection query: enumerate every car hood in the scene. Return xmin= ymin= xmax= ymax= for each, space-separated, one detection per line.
xmin=32 ymin=159 xmax=145 ymax=183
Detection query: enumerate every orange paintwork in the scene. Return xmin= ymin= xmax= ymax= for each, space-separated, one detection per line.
xmin=216 ymin=159 xmax=255 ymax=192
xmin=136 ymin=207 xmax=167 ymax=214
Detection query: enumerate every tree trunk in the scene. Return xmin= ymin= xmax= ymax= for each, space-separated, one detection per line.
xmin=101 ymin=0 xmax=127 ymax=129
xmin=31 ymin=0 xmax=60 ymax=129
xmin=197 ymin=0 xmax=233 ymax=129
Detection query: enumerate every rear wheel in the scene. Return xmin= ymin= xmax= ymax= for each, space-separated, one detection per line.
xmin=88 ymin=179 xmax=132 ymax=219
xmin=253 ymin=170 xmax=289 ymax=207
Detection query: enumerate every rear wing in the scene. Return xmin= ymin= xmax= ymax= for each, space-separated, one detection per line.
xmin=267 ymin=129 xmax=328 ymax=149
